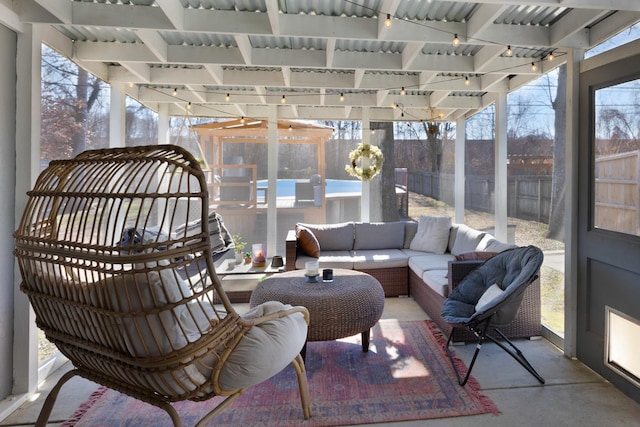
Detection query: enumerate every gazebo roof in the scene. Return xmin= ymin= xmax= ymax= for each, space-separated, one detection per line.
xmin=192 ymin=119 xmax=334 ymax=141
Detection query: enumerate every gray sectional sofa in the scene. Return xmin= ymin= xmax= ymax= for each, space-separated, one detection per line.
xmin=285 ymin=219 xmax=542 ymax=341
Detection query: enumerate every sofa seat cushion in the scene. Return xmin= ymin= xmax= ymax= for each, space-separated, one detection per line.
xmin=350 ymin=249 xmax=409 ymax=269
xmin=295 ymin=251 xmax=354 ymax=270
xmin=422 ymin=269 xmax=449 ymax=298
xmin=408 ymin=253 xmax=456 ymax=276
xmin=218 ymin=301 xmax=308 ymax=391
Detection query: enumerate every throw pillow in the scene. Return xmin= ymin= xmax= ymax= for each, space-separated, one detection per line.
xmin=475 ymin=283 xmax=504 ymax=312
xmin=449 ymin=224 xmax=486 ymax=256
xmin=295 ymin=225 xmax=321 ymax=258
xmin=455 ymin=251 xmax=499 ymax=261
xmin=409 ymin=216 xmax=452 ymax=254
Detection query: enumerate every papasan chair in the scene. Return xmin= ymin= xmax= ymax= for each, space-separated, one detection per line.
xmin=441 ymin=245 xmax=545 ymax=386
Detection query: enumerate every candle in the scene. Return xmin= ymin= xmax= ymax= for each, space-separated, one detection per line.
xmin=305 ymin=261 xmax=319 ymax=276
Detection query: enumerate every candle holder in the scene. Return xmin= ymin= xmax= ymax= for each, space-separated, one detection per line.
xmin=305 ymin=274 xmax=319 ymax=283
xmin=251 ymin=243 xmax=266 ymax=267
xmin=305 ymin=260 xmax=319 ymax=283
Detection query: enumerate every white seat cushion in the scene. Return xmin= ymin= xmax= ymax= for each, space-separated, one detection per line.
xmin=296 ymin=251 xmax=354 ymax=270
xmin=218 ymin=301 xmax=308 ymax=391
xmin=422 ymin=269 xmax=450 ymax=298
xmin=350 ymin=249 xmax=409 ymax=269
xmin=408 ymin=253 xmax=456 ymax=276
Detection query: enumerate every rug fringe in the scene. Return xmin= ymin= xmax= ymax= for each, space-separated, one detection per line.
xmin=426 ymin=320 xmax=501 ymax=416
xmin=61 ymin=386 xmax=109 ymax=427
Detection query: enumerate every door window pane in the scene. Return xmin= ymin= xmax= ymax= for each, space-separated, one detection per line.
xmin=594 ymin=79 xmax=640 ymax=235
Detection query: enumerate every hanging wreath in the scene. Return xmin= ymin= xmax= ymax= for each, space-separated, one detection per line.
xmin=345 ymin=143 xmax=384 ymax=181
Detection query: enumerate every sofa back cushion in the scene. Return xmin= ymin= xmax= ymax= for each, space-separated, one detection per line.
xmin=409 ymin=216 xmax=451 ymax=254
xmin=449 ymin=224 xmax=486 ymax=256
xmin=297 ymin=222 xmax=354 ymax=251
xmin=403 ymin=221 xmax=418 ymax=248
xmin=354 ymin=221 xmax=405 ymax=250
xmin=484 ymin=238 xmax=518 ymax=253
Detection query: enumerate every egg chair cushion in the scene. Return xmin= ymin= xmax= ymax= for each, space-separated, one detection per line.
xmin=218 ymin=301 xmax=308 ymax=391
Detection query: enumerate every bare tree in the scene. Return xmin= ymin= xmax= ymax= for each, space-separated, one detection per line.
xmin=41 ymin=46 xmax=106 ymax=162
xmin=547 ymin=64 xmax=566 ymax=240
xmin=371 ymin=121 xmax=399 ymax=221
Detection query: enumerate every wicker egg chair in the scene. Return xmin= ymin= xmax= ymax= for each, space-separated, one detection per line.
xmin=14 ymin=145 xmax=311 ymax=426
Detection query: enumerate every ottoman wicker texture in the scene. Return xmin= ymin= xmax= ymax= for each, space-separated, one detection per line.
xmin=249 ymin=269 xmax=385 ymax=346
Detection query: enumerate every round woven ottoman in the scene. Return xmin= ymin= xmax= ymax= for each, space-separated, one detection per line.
xmin=249 ymin=269 xmax=385 ymax=358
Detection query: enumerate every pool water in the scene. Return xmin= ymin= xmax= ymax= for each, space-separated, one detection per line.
xmin=257 ymin=179 xmax=362 ymax=198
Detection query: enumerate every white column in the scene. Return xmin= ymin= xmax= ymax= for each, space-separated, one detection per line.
xmin=13 ymin=23 xmax=41 ymax=396
xmin=267 ymin=106 xmax=278 ymax=256
xmin=157 ymin=103 xmax=170 ymax=145
xmin=454 ymin=117 xmax=466 ymax=224
xmin=494 ymin=93 xmax=508 ymax=242
xmin=109 ymin=83 xmax=125 ymax=147
xmin=564 ymin=49 xmax=583 ymax=358
xmin=361 ymin=108 xmax=370 ymax=222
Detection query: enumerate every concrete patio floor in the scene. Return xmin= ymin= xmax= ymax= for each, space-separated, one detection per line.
xmin=2 ymin=297 xmax=640 ymax=427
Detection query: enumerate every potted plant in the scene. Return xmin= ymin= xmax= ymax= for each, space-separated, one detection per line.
xmin=244 ymin=251 xmax=252 ymax=264
xmin=231 ymin=234 xmax=246 ymax=264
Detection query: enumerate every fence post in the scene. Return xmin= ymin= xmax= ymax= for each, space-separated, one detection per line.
xmin=538 ymin=178 xmax=542 ymax=222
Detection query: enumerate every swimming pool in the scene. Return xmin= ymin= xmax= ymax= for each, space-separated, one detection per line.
xmin=257 ymin=179 xmax=362 ymax=198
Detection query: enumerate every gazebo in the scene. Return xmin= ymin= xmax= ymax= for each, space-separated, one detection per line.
xmin=192 ymin=119 xmax=335 ymax=239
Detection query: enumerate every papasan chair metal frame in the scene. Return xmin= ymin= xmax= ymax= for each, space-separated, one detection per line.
xmin=15 ymin=145 xmax=311 ymax=426
xmin=441 ymin=245 xmax=546 ymax=386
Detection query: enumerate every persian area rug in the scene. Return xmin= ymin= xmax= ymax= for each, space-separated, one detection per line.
xmin=63 ymin=320 xmax=498 ymax=427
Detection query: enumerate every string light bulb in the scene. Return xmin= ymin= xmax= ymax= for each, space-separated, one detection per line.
xmin=392 ymin=102 xmax=398 ymax=109
xmin=465 ymin=76 xmax=470 ymax=86
xmin=288 ymin=124 xmax=293 ymax=132
xmin=400 ymin=87 xmax=406 ymax=95
xmin=187 ymin=102 xmax=192 ymax=110
xmin=340 ymin=92 xmax=344 ymax=102
xmin=548 ymin=52 xmax=554 ymax=61
xmin=225 ymin=93 xmax=230 ymax=101
xmin=172 ymin=88 xmax=177 ymax=96
xmin=240 ymin=116 xmax=245 ymax=123
xmin=506 ymin=45 xmax=513 ymax=56
xmin=531 ymin=62 xmax=537 ymax=71
xmin=281 ymin=95 xmax=287 ymax=103
xmin=385 ymin=14 xmax=392 ymax=28
xmin=453 ymin=34 xmax=460 ymax=46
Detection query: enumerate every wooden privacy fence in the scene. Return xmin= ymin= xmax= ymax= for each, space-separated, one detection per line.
xmin=594 ymin=151 xmax=640 ymax=235
xmin=408 ymin=171 xmax=552 ymax=224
